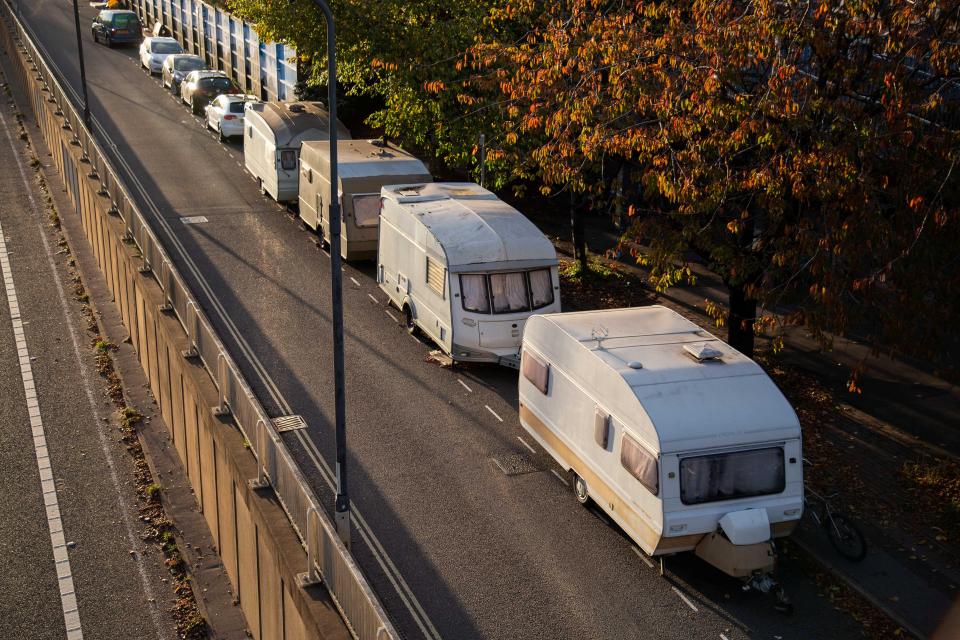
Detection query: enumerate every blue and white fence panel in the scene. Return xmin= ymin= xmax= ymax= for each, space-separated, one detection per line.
xmin=132 ymin=0 xmax=296 ymax=102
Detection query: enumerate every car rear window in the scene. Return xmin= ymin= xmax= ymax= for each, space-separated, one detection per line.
xmin=175 ymin=58 xmax=205 ymax=71
xmin=229 ymin=102 xmax=246 ymax=114
xmin=110 ymin=14 xmax=137 ymax=27
xmin=151 ymin=42 xmax=182 ymax=54
xmin=200 ymin=78 xmax=233 ymax=92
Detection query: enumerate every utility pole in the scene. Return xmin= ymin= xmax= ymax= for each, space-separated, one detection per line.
xmin=306 ymin=0 xmax=350 ymax=547
xmin=71 ymin=0 xmax=91 ymax=128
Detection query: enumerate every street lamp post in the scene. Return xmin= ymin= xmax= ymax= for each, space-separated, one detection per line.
xmin=71 ymin=0 xmax=92 ymax=128
xmin=306 ymin=0 xmax=350 ymax=547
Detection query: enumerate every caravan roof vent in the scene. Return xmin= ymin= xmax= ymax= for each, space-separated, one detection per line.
xmin=398 ymin=185 xmax=427 ymax=196
xmin=683 ymin=343 xmax=723 ymax=362
xmin=287 ymin=103 xmax=305 ymax=113
xmin=627 ymin=361 xmax=644 ymax=370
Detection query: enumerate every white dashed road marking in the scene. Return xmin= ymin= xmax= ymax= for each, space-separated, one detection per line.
xmin=385 ymin=310 xmax=398 ymax=323
xmin=367 ymin=293 xmax=380 ymax=304
xmin=457 ymin=379 xmax=472 ymax=393
xmin=517 ymin=436 xmax=536 ymax=454
xmin=350 ymin=277 xmax=361 ymax=288
xmin=484 ymin=405 xmax=504 ymax=422
xmin=720 ymin=634 xmax=731 ymax=640
xmin=672 ymin=586 xmax=699 ymax=612
xmin=631 ymin=546 xmax=654 ymax=569
xmin=550 ymin=469 xmax=569 ymax=486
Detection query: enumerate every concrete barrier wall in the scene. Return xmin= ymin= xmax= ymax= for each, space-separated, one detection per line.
xmin=0 ymin=16 xmax=351 ymax=640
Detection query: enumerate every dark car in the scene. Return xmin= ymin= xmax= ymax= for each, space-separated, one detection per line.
xmin=162 ymin=54 xmax=208 ymax=94
xmin=91 ymin=10 xmax=142 ymax=48
xmin=180 ymin=71 xmax=240 ymax=115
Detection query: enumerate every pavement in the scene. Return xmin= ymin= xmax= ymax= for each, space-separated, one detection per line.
xmin=8 ymin=2 xmax=881 ymax=639
xmin=0 ymin=74 xmax=177 ymax=640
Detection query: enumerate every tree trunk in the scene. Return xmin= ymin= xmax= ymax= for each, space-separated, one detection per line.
xmin=727 ymin=283 xmax=757 ymax=357
xmin=570 ymin=191 xmax=588 ymax=272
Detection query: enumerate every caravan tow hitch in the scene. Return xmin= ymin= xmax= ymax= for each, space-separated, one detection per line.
xmin=745 ymin=572 xmax=793 ymax=615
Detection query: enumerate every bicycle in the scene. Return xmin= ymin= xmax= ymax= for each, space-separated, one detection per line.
xmin=804 ymin=486 xmax=868 ymax=562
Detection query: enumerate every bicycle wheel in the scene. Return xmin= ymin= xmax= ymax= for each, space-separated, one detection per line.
xmin=827 ymin=514 xmax=867 ymax=561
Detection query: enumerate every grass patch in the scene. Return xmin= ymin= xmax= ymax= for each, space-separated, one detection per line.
xmin=557 ymin=256 xmax=649 ymax=311
xmin=145 ymin=482 xmax=162 ymax=500
xmin=900 ymin=459 xmax=960 ymax=535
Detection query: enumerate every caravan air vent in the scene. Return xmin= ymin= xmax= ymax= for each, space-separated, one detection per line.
xmin=683 ymin=343 xmax=723 ymax=362
xmin=627 ymin=361 xmax=643 ymax=369
xmin=287 ymin=103 xmax=305 ymax=113
xmin=398 ymin=185 xmax=426 ymax=196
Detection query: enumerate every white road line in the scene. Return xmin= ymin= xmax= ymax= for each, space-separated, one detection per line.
xmin=0 ymin=105 xmax=170 ymax=640
xmin=484 ymin=405 xmax=504 ymax=422
xmin=0 ymin=159 xmax=83 ymax=640
xmin=457 ymin=379 xmax=472 ymax=393
xmin=385 ymin=310 xmax=398 ymax=323
xmin=294 ymin=431 xmax=444 ymax=640
xmin=517 ymin=436 xmax=536 ymax=454
xmin=367 ymin=293 xmax=380 ymax=304
xmin=27 ymin=37 xmax=438 ymax=639
xmin=720 ymin=634 xmax=731 ymax=640
xmin=631 ymin=546 xmax=654 ymax=569
xmin=550 ymin=469 xmax=569 ymax=486
xmin=672 ymin=586 xmax=699 ymax=613
xmin=349 ymin=277 xmax=361 ymax=288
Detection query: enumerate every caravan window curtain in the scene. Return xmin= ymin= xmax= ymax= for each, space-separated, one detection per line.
xmin=490 ymin=272 xmax=530 ymax=314
xmin=352 ymin=194 xmax=380 ymax=228
xmin=679 ymin=447 xmax=785 ymax=505
xmin=621 ymin=436 xmax=658 ymax=495
xmin=528 ymin=269 xmax=554 ymax=309
xmin=460 ymin=274 xmax=489 ymax=313
xmin=279 ymin=149 xmax=297 ymax=170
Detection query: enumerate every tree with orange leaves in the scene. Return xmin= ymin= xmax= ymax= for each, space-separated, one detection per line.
xmin=468 ymin=0 xmax=960 ymax=364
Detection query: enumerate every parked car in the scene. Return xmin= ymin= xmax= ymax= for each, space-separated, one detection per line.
xmin=161 ymin=54 xmax=207 ymax=94
xmin=180 ymin=71 xmax=238 ymax=115
xmin=204 ymin=94 xmax=260 ymax=141
xmin=91 ymin=10 xmax=142 ymax=48
xmin=138 ymin=37 xmax=183 ymax=74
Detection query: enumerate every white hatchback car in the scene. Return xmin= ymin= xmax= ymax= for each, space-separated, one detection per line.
xmin=204 ymin=94 xmax=260 ymax=141
xmin=139 ymin=36 xmax=183 ymax=74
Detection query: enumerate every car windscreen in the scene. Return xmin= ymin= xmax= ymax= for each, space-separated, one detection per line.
xmin=679 ymin=447 xmax=785 ymax=505
xmin=151 ymin=42 xmax=182 ymax=54
xmin=199 ymin=78 xmax=234 ymax=93
xmin=174 ymin=58 xmax=205 ymax=71
xmin=228 ymin=102 xmax=246 ymax=114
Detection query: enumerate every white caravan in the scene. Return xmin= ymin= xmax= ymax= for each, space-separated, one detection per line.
xmin=378 ymin=183 xmax=560 ymax=367
xmin=298 ymin=139 xmax=432 ymax=260
xmin=243 ymin=101 xmax=351 ymax=203
xmin=519 ymin=306 xmax=802 ymax=604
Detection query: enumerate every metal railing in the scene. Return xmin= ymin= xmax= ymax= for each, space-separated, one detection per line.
xmin=131 ymin=0 xmax=297 ymax=101
xmin=0 ymin=4 xmax=395 ymax=639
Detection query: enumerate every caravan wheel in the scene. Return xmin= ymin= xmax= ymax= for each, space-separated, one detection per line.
xmin=573 ymin=473 xmax=591 ymax=505
xmin=403 ymin=306 xmax=419 ymax=336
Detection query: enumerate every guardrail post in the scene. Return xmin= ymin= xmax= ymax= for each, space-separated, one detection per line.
xmin=213 ymin=353 xmax=230 ymax=416
xmin=158 ymin=262 xmax=173 ymax=312
xmin=248 ymin=419 xmax=270 ymax=490
xmin=297 ymin=507 xmax=322 ymax=588
xmin=181 ymin=301 xmax=200 ymax=359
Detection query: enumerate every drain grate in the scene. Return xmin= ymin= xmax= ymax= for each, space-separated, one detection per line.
xmin=272 ymin=415 xmax=308 ymax=433
xmin=491 ymin=452 xmax=541 ymax=476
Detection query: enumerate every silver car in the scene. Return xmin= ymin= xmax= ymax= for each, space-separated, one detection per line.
xmin=138 ymin=36 xmax=183 ymax=74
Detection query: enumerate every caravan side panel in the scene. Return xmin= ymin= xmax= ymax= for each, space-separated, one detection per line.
xmin=519 ymin=343 xmax=666 ymax=555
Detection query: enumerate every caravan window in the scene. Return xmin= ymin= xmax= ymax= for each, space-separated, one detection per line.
xmin=521 ymin=351 xmax=549 ymax=394
xmin=279 ymin=149 xmax=297 ymax=170
xmin=352 ymin=194 xmax=380 ymax=228
xmin=679 ymin=447 xmax=785 ymax=505
xmin=621 ymin=436 xmax=658 ymax=495
xmin=490 ymin=272 xmax=530 ymax=314
xmin=528 ymin=269 xmax=554 ymax=309
xmin=460 ymin=275 xmax=489 ymax=313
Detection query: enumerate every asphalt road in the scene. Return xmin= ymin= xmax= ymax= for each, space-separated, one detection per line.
xmin=0 ymin=83 xmax=176 ymax=639
xmin=17 ymin=2 xmax=866 ymax=638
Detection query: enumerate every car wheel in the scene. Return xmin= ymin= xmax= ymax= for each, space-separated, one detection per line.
xmin=573 ymin=473 xmax=591 ymax=505
xmin=92 ymin=31 xmax=98 ymax=44
xmin=217 ymin=125 xmax=225 ymax=143
xmin=105 ymin=35 xmax=112 ymax=48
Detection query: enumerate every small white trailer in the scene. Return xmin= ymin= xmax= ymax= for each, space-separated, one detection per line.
xmin=243 ymin=101 xmax=351 ymax=203
xmin=298 ymin=139 xmax=432 ymax=260
xmin=378 ymin=182 xmax=560 ymax=367
xmin=519 ymin=306 xmax=802 ymax=607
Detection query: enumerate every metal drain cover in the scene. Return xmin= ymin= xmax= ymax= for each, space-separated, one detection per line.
xmin=491 ymin=452 xmax=541 ymax=476
xmin=272 ymin=415 xmax=308 ymax=433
